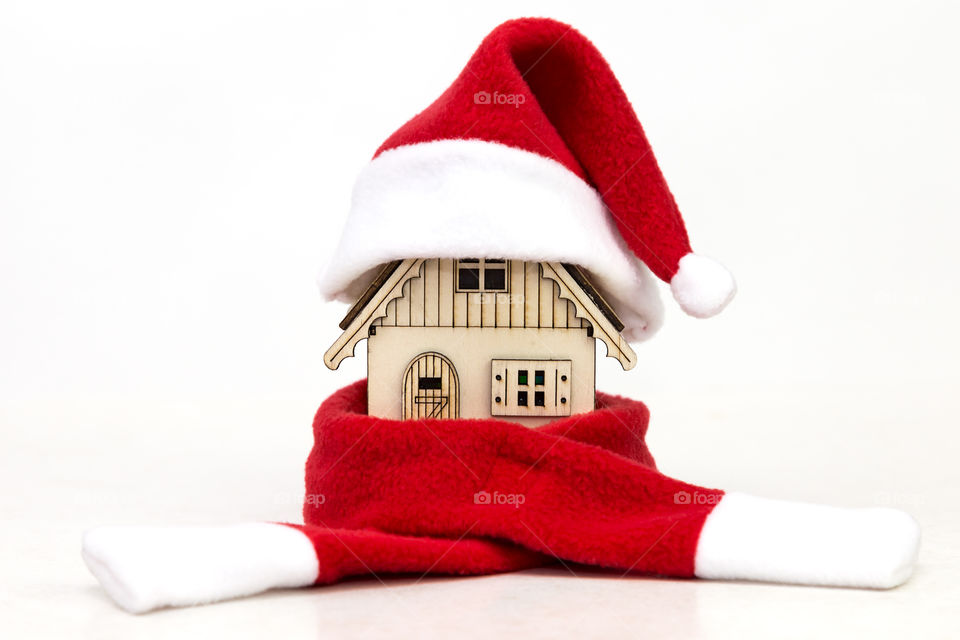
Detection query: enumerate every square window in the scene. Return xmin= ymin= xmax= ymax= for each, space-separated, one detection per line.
xmin=517 ymin=391 xmax=528 ymax=406
xmin=456 ymin=259 xmax=508 ymax=293
xmin=534 ymin=370 xmax=545 ymax=385
xmin=534 ymin=391 xmax=545 ymax=407
xmin=517 ymin=370 xmax=528 ymax=385
xmin=483 ymin=268 xmax=506 ymax=291
xmin=458 ymin=267 xmax=480 ymax=290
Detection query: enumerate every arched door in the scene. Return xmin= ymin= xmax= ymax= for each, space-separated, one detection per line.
xmin=402 ymin=352 xmax=459 ymax=420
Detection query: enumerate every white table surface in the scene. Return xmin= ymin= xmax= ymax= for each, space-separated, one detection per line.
xmin=2 ymin=382 xmax=956 ymax=639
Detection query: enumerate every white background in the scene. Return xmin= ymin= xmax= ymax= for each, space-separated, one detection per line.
xmin=1 ymin=0 xmax=958 ymax=637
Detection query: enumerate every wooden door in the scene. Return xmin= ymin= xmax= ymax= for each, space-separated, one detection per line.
xmin=402 ymin=352 xmax=459 ymax=419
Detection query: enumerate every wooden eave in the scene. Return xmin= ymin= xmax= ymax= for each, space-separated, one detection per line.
xmin=540 ymin=263 xmax=636 ymax=370
xmin=324 ymin=258 xmax=425 ymax=370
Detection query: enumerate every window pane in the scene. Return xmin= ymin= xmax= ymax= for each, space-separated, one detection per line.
xmin=517 ymin=391 xmax=528 ymax=406
xmin=483 ymin=268 xmax=506 ymax=291
xmin=517 ymin=370 xmax=528 ymax=385
xmin=534 ymin=370 xmax=545 ymax=385
xmin=458 ymin=267 xmax=480 ymax=290
xmin=485 ymin=258 xmax=505 ymax=263
xmin=419 ymin=377 xmax=442 ymax=390
xmin=534 ymin=391 xmax=545 ymax=407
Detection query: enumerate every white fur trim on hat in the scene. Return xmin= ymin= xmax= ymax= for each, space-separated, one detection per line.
xmin=694 ymin=492 xmax=921 ymax=588
xmin=318 ymin=139 xmax=664 ymax=342
xmin=82 ymin=523 xmax=319 ymax=613
xmin=670 ymin=253 xmax=736 ymax=318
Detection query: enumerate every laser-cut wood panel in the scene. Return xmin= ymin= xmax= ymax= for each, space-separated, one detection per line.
xmin=325 ymin=259 xmax=636 ymax=377
xmin=490 ymin=359 xmax=572 ymax=417
xmin=373 ymin=260 xmax=588 ymax=331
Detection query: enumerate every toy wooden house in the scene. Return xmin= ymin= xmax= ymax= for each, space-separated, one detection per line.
xmin=324 ymin=258 xmax=636 ymax=426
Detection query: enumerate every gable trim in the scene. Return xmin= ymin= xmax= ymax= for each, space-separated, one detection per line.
xmin=324 ymin=259 xmax=424 ymax=370
xmin=338 ymin=260 xmax=402 ymax=330
xmin=541 ymin=263 xmax=637 ymax=370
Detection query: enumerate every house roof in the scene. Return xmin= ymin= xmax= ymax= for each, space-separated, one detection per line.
xmin=560 ymin=263 xmax=625 ymax=333
xmin=338 ymin=260 xmax=401 ymax=330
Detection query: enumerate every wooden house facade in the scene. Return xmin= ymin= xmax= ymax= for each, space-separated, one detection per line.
xmin=324 ymin=258 xmax=636 ymax=426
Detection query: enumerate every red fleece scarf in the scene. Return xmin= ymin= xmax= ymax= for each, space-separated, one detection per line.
xmin=79 ymin=379 xmax=919 ymax=613
xmin=292 ymin=379 xmax=723 ymax=584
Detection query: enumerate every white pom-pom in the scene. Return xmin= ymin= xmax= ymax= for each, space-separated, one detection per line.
xmin=669 ymin=253 xmax=737 ymax=318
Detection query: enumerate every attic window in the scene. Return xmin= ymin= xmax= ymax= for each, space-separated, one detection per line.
xmin=456 ymin=259 xmax=508 ymax=292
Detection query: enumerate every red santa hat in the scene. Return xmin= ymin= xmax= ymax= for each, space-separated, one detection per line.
xmin=319 ymin=17 xmax=736 ymax=341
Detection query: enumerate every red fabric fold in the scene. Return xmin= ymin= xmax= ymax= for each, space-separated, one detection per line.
xmin=296 ymin=380 xmax=722 ymax=584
